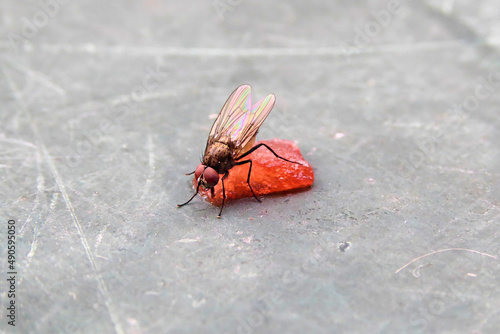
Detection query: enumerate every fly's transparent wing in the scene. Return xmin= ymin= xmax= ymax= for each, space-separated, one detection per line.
xmin=230 ymin=93 xmax=275 ymax=156
xmin=207 ymin=85 xmax=251 ymax=147
xmin=206 ymin=85 xmax=276 ymax=157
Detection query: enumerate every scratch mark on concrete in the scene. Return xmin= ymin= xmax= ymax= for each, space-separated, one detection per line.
xmin=95 ymin=226 xmax=107 ymax=250
xmin=0 ymin=40 xmax=466 ymax=57
xmin=141 ymin=134 xmax=155 ymax=200
xmin=25 ymin=228 xmax=39 ymax=268
xmin=430 ymin=165 xmax=476 ymax=174
xmin=396 ymin=248 xmax=498 ymax=274
xmin=20 ymin=149 xmax=44 ymax=237
xmin=4 ymin=58 xmax=67 ymax=97
xmin=147 ymin=134 xmax=155 ymax=170
xmin=177 ymin=238 xmax=200 ymax=243
xmin=2 ymin=62 xmax=123 ymax=333
xmin=35 ymin=276 xmax=51 ymax=296
xmin=21 ymin=150 xmax=44 ymax=272
xmin=0 ymin=134 xmax=38 ymax=149
xmin=49 ymin=192 xmax=60 ymax=210
xmin=41 ymin=144 xmax=124 ymax=334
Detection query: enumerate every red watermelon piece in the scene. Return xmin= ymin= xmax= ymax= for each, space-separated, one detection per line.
xmin=193 ymin=139 xmax=314 ymax=206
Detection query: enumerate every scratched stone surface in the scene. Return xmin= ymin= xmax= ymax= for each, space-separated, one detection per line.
xmin=1 ymin=1 xmax=500 ymax=333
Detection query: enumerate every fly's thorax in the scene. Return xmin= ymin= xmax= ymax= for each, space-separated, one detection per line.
xmin=203 ymin=141 xmax=235 ymax=174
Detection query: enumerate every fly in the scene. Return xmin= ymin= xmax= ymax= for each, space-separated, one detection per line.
xmin=177 ymin=84 xmax=301 ymax=218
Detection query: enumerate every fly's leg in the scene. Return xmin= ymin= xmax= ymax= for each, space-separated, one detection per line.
xmin=236 ymin=143 xmax=302 ymax=165
xmin=177 ymin=180 xmax=201 ymax=207
xmin=234 ymin=160 xmax=261 ymax=203
xmin=218 ymin=173 xmax=229 ymax=218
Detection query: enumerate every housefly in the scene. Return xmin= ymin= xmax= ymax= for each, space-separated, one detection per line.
xmin=177 ymin=84 xmax=300 ymax=218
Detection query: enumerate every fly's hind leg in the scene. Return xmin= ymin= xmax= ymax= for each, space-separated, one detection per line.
xmin=234 ymin=159 xmax=261 ymax=203
xmin=236 ymin=143 xmax=302 ymax=165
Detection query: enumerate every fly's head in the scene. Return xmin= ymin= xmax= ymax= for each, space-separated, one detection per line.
xmin=195 ymin=164 xmax=219 ymax=190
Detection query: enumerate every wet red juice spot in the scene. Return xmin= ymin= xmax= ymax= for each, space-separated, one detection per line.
xmin=193 ymin=139 xmax=314 ymax=206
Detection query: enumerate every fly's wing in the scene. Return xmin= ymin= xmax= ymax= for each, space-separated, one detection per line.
xmin=227 ymin=93 xmax=276 ymax=157
xmin=206 ymin=85 xmax=252 ymax=149
xmin=206 ymin=85 xmax=276 ymax=157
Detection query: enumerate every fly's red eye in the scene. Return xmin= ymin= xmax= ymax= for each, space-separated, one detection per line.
xmin=203 ymin=167 xmax=219 ymax=188
xmin=195 ymin=164 xmax=205 ymax=180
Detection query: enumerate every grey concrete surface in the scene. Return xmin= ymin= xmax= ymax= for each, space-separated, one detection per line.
xmin=1 ymin=1 xmax=500 ymax=333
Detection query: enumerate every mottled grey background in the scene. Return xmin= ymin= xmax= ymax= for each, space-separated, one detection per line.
xmin=1 ymin=0 xmax=500 ymax=333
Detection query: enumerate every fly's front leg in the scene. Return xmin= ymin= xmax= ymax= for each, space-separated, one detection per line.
xmin=178 ymin=179 xmax=202 ymax=207
xmin=218 ymin=172 xmax=229 ymax=218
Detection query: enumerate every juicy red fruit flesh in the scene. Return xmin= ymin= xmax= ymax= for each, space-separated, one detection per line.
xmin=193 ymin=139 xmax=314 ymax=206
